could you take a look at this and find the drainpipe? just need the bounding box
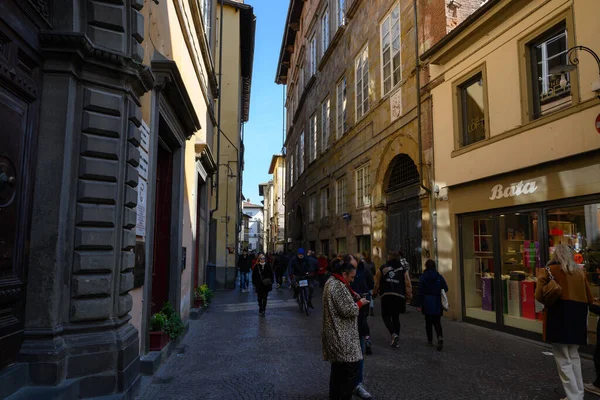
[413,0,437,267]
[210,0,225,219]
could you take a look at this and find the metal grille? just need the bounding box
[387,154,419,191]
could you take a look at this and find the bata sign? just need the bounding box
[489,180,538,200]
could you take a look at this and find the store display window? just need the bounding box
[461,215,496,323]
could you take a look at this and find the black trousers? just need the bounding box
[381,295,405,336]
[257,291,268,312]
[425,314,443,343]
[329,361,359,400]
[275,269,285,286]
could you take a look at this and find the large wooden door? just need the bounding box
[386,198,422,275]
[151,144,173,314]
[0,11,39,369]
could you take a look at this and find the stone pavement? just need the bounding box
[137,284,598,400]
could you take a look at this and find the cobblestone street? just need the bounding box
[137,285,598,400]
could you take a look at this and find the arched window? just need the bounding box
[386,154,419,191]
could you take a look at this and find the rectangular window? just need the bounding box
[309,194,316,222]
[356,235,371,254]
[322,8,330,56]
[458,72,486,147]
[309,114,317,162]
[321,98,330,151]
[299,131,304,176]
[337,0,346,29]
[337,237,347,255]
[289,149,294,187]
[336,177,347,214]
[529,22,571,119]
[381,4,401,96]
[201,0,212,45]
[355,46,369,120]
[320,188,329,218]
[355,163,371,208]
[336,77,347,139]
[310,35,317,76]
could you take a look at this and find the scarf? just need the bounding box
[332,273,360,300]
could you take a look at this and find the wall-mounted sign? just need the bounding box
[489,180,538,200]
[136,178,147,236]
[138,148,149,180]
[140,122,150,152]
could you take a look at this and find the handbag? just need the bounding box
[441,289,449,311]
[541,265,562,306]
[258,265,272,287]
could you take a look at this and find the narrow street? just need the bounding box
[137,285,597,400]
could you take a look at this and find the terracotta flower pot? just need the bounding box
[149,331,169,351]
[193,298,204,308]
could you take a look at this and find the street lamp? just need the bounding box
[549,45,600,96]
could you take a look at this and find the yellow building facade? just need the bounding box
[423,0,600,338]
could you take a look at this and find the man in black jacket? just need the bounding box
[237,249,253,292]
[288,248,314,307]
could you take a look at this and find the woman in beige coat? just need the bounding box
[322,259,370,400]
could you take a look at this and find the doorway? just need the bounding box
[385,154,422,276]
[151,141,174,315]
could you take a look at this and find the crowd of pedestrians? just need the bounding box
[236,244,599,400]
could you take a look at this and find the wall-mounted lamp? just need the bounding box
[549,45,600,96]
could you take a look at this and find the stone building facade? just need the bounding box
[265,154,287,253]
[0,0,254,398]
[275,0,481,271]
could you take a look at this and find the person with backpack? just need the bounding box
[252,253,273,317]
[416,259,448,351]
[373,250,412,348]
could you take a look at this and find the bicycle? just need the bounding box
[296,274,310,316]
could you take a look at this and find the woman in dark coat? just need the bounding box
[417,259,448,351]
[252,253,274,317]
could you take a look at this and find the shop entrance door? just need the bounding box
[386,198,422,276]
[151,143,174,315]
[0,14,40,369]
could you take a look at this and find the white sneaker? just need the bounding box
[391,333,399,347]
[353,384,372,399]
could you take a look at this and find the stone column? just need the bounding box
[20,1,153,398]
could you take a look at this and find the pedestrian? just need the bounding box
[307,250,319,288]
[345,254,373,399]
[322,259,370,400]
[237,248,252,292]
[535,244,593,400]
[252,253,273,317]
[362,251,376,317]
[289,248,314,307]
[373,250,412,347]
[585,290,600,396]
[317,254,329,287]
[416,259,448,351]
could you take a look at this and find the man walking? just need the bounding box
[237,248,252,292]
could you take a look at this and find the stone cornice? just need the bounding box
[152,52,202,139]
[39,31,155,96]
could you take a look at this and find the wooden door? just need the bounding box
[386,198,422,275]
[151,144,173,315]
[0,12,40,369]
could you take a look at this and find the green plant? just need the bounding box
[149,313,167,332]
[160,301,175,318]
[164,312,184,340]
[195,284,214,308]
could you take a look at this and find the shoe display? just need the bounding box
[353,384,372,399]
[584,383,600,396]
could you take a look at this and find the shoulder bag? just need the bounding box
[258,265,272,287]
[541,265,562,306]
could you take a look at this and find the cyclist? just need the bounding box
[288,248,315,308]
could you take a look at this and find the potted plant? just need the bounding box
[193,286,204,309]
[161,301,184,341]
[149,312,168,351]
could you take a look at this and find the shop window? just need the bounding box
[499,212,542,333]
[462,215,496,323]
[337,237,347,255]
[529,22,571,119]
[357,235,371,254]
[457,71,488,147]
[547,204,600,284]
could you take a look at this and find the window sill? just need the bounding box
[450,97,599,158]
[356,205,371,211]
